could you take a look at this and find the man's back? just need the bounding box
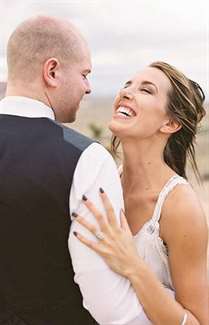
[0,114,96,324]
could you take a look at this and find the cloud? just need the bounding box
[0,0,208,97]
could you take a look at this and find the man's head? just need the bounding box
[6,16,92,122]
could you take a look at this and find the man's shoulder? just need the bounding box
[51,121,116,168]
[72,139,120,203]
[55,122,95,152]
[76,141,118,180]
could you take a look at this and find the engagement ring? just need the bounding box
[95,231,104,241]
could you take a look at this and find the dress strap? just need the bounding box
[151,174,188,226]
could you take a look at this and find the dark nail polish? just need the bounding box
[99,187,104,193]
[72,212,78,218]
[73,231,78,237]
[82,194,88,201]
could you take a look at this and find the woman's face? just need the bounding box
[109,66,172,141]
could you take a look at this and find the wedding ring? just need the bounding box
[95,230,105,240]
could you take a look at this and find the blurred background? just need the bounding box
[0,0,208,226]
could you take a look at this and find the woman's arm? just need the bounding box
[74,188,208,324]
[159,185,209,324]
[128,185,208,324]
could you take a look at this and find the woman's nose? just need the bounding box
[119,88,134,100]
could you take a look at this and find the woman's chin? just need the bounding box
[108,120,120,135]
[108,119,126,138]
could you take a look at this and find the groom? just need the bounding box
[0,16,149,324]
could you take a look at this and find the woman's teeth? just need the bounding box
[116,106,136,118]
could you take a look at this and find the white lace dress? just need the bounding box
[133,174,188,291]
[120,171,188,324]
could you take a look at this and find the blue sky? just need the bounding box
[0,0,208,98]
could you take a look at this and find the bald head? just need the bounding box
[7,16,88,82]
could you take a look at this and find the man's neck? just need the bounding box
[6,83,48,108]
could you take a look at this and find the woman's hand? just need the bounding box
[72,188,143,278]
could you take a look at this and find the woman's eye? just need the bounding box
[141,88,151,94]
[82,74,87,79]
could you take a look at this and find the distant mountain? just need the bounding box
[0,81,6,99]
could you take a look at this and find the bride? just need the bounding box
[73,61,208,324]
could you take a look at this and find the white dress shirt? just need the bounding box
[0,96,151,325]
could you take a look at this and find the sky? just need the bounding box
[0,0,208,98]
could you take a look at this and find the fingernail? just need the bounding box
[73,231,78,237]
[99,187,104,193]
[72,212,78,218]
[82,195,88,201]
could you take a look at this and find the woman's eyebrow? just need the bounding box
[141,81,158,92]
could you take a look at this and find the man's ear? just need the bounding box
[160,118,182,134]
[43,58,61,88]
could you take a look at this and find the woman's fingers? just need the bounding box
[73,214,105,240]
[80,190,122,239]
[99,188,118,227]
[82,195,108,231]
[73,231,100,252]
[120,209,132,235]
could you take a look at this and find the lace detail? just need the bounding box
[151,174,188,225]
[133,174,188,238]
[133,174,189,290]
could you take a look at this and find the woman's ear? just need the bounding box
[42,58,61,88]
[160,118,182,134]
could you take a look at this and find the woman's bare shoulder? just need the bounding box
[161,182,208,243]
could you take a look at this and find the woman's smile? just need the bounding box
[114,105,137,120]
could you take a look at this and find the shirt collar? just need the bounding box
[0,96,55,120]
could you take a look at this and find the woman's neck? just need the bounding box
[121,138,174,192]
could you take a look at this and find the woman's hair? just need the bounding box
[111,61,206,181]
